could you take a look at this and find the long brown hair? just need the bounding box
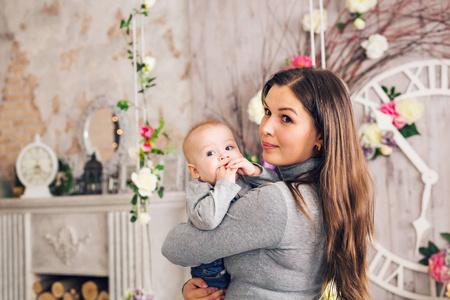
[262,67,375,300]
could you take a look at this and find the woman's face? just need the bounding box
[259,84,322,166]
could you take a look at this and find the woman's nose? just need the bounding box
[260,117,274,136]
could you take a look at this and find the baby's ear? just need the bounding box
[187,164,200,179]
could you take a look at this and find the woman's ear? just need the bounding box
[315,137,324,152]
[187,164,200,179]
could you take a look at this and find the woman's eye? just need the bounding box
[225,146,233,151]
[264,108,271,116]
[282,115,293,123]
[207,151,215,156]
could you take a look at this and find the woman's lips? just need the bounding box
[262,142,278,150]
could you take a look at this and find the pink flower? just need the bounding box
[379,101,398,118]
[428,251,450,283]
[286,56,312,69]
[140,125,154,139]
[393,115,407,129]
[141,141,152,152]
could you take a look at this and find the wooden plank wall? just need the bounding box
[188,1,449,299]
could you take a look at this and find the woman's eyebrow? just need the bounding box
[278,107,298,115]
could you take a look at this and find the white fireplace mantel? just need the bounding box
[0,192,189,300]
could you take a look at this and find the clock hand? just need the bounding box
[355,97,439,253]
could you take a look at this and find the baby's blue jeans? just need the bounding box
[190,258,230,289]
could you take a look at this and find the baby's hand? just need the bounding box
[216,165,238,183]
[227,158,262,176]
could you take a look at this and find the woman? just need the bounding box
[162,68,375,300]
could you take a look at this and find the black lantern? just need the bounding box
[83,153,103,194]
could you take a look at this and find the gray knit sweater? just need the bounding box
[162,158,326,300]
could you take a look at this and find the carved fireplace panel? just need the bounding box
[31,213,108,276]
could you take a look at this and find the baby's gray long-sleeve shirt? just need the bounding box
[162,158,327,300]
[186,166,278,230]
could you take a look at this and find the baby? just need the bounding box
[182,119,278,289]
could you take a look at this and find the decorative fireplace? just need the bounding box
[0,192,188,300]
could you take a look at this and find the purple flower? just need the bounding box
[361,139,376,160]
[380,130,396,147]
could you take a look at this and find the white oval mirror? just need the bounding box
[78,96,129,179]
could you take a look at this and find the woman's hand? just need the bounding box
[182,278,225,300]
[227,158,262,176]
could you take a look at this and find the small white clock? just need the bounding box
[16,134,58,199]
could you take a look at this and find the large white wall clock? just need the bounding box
[15,134,58,199]
[352,59,450,299]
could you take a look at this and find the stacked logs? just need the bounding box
[33,278,109,300]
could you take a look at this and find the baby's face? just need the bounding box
[187,125,243,185]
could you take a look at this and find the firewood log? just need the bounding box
[62,292,73,300]
[37,292,57,300]
[51,281,66,298]
[97,290,110,300]
[33,279,53,294]
[81,281,98,300]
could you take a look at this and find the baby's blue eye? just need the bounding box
[264,108,271,116]
[225,146,233,151]
[207,151,215,156]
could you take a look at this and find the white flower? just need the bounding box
[302,9,328,34]
[353,18,366,30]
[247,90,264,125]
[361,34,388,59]
[138,211,151,225]
[346,0,377,14]
[144,56,156,74]
[395,98,424,124]
[143,0,156,10]
[131,167,157,197]
[128,146,139,162]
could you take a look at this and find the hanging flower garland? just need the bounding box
[117,0,169,224]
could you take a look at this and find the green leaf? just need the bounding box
[382,86,388,93]
[120,20,128,29]
[147,77,156,84]
[155,164,164,170]
[390,86,395,94]
[398,123,420,138]
[419,246,431,257]
[428,241,440,254]
[419,257,429,266]
[158,186,165,198]
[131,194,138,205]
[337,22,344,30]
[441,232,450,243]
[117,100,130,111]
[150,148,164,155]
[130,216,137,223]
[394,92,402,98]
[136,62,145,72]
